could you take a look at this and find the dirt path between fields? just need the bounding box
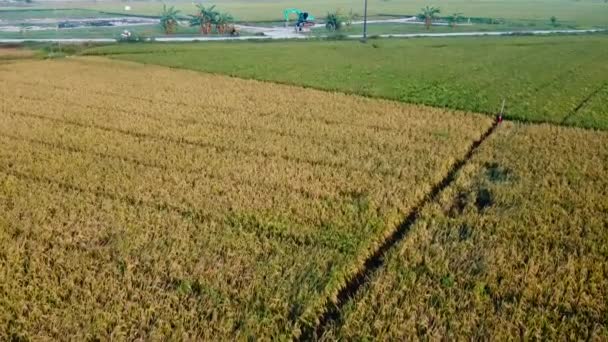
[0,28,605,43]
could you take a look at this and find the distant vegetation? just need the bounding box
[159,4,180,35]
[419,6,441,30]
[188,4,234,35]
[325,10,344,32]
[447,12,465,28]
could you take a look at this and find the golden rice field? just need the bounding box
[324,123,608,340]
[0,58,493,340]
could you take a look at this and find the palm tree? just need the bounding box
[215,12,234,34]
[419,6,441,30]
[448,12,463,28]
[160,4,180,34]
[190,4,218,34]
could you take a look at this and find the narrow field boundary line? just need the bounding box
[0,167,335,250]
[561,82,607,124]
[0,132,341,204]
[6,110,400,178]
[0,132,172,172]
[398,48,531,98]
[7,78,409,134]
[9,79,193,107]
[10,93,408,153]
[0,146,337,234]
[298,118,500,340]
[1,28,604,44]
[83,56,608,133]
[529,60,588,94]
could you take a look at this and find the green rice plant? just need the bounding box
[83,35,608,130]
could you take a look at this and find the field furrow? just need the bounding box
[323,123,608,340]
[563,82,608,129]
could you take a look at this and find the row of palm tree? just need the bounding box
[159,3,234,35]
[418,6,465,30]
[160,4,180,34]
[189,4,234,35]
[162,4,462,35]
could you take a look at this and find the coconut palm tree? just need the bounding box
[190,4,218,34]
[419,6,441,30]
[160,4,180,34]
[215,12,234,34]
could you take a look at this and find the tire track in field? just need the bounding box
[560,82,607,125]
[298,118,500,340]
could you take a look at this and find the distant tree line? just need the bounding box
[160,3,235,35]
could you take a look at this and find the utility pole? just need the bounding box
[363,0,368,42]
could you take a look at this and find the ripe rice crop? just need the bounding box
[324,122,608,340]
[0,47,35,62]
[0,58,492,340]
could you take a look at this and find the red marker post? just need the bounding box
[498,99,505,124]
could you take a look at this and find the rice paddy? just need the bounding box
[0,57,493,339]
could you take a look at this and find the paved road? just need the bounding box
[0,28,605,43]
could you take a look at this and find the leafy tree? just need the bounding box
[419,6,441,30]
[447,12,464,28]
[190,4,218,35]
[160,4,180,34]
